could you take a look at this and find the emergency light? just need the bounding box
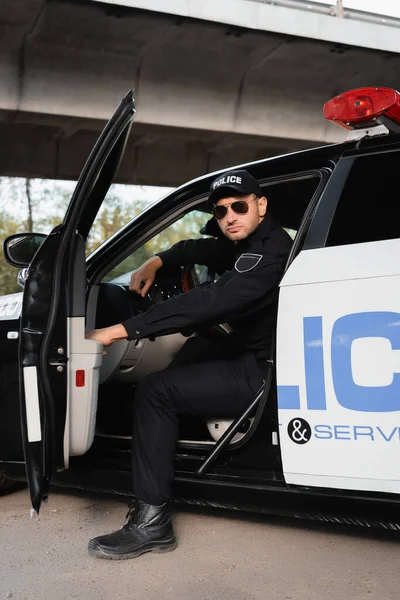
[323,87,400,131]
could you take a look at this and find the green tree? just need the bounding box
[0,177,182,295]
[86,194,149,254]
[0,177,71,232]
[0,177,72,295]
[104,210,210,282]
[0,208,25,295]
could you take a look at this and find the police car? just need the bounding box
[2,87,400,529]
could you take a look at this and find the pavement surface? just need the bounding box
[1,487,400,600]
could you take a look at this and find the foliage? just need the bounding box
[0,177,74,295]
[104,210,210,283]
[0,208,25,295]
[0,177,176,295]
[86,194,149,255]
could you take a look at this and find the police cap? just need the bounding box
[208,169,263,207]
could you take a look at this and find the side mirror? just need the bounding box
[3,233,47,268]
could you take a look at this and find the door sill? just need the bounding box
[95,430,218,448]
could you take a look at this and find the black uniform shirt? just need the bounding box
[121,212,293,360]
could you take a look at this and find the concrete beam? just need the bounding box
[1,0,400,183]
[0,115,315,185]
[89,0,400,54]
[3,0,398,143]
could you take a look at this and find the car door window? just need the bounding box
[86,188,155,255]
[326,151,400,247]
[103,209,211,284]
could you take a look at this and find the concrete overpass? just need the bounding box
[2,0,400,187]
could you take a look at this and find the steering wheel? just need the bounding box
[142,266,199,305]
[98,269,197,382]
[98,265,230,383]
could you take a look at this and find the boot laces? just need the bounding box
[124,499,140,525]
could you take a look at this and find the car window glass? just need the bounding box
[283,227,297,240]
[100,174,320,285]
[103,209,211,284]
[261,175,320,233]
[326,151,400,247]
[86,187,156,255]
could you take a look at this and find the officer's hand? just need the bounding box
[86,324,128,347]
[129,256,163,297]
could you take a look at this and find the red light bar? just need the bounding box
[323,87,400,130]
[76,370,85,387]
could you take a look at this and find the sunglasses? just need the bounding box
[212,196,258,221]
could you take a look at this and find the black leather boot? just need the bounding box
[88,500,177,560]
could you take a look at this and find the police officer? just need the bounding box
[86,169,293,560]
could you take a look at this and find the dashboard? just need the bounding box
[92,266,194,384]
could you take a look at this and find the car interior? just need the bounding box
[77,173,323,456]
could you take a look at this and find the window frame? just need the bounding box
[305,146,400,251]
[87,168,329,287]
[303,156,355,250]
[102,207,214,285]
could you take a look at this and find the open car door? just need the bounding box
[19,91,135,514]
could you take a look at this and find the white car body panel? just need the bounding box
[277,239,400,494]
[0,293,22,321]
[64,317,103,465]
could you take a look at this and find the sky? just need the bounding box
[311,0,400,18]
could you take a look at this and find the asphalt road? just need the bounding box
[1,487,399,600]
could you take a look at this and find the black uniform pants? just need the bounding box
[131,336,266,505]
